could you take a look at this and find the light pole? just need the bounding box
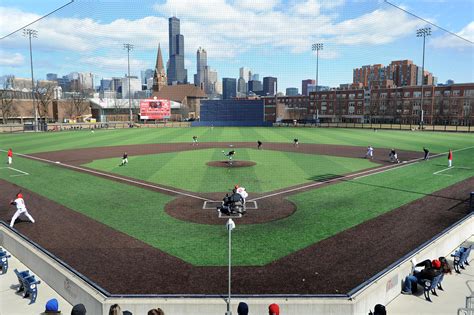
[225,218,235,315]
[416,27,431,129]
[23,28,38,131]
[312,43,323,89]
[123,43,134,123]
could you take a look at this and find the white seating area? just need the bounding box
[0,251,72,315]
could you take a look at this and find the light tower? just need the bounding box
[123,43,134,123]
[416,27,431,128]
[23,28,38,131]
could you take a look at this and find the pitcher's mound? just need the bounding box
[206,160,256,168]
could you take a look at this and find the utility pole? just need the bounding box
[24,28,38,131]
[416,27,431,129]
[123,43,134,123]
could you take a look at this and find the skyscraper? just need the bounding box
[263,77,277,96]
[195,47,207,88]
[222,78,236,100]
[239,67,251,82]
[286,87,298,96]
[248,80,262,94]
[302,79,315,96]
[237,77,247,96]
[167,17,187,84]
[153,44,167,92]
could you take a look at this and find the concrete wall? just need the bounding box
[1,213,472,315]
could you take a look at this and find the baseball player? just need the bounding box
[448,149,453,167]
[223,150,236,162]
[293,138,299,147]
[7,148,13,165]
[389,149,400,163]
[234,185,248,204]
[366,146,374,159]
[10,193,35,228]
[192,136,198,146]
[423,147,430,160]
[257,140,262,150]
[120,152,128,166]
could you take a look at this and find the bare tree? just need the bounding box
[0,89,16,124]
[73,92,89,118]
[36,83,56,121]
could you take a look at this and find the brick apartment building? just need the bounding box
[264,83,474,126]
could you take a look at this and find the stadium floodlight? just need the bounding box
[123,43,134,123]
[23,29,38,131]
[225,218,235,315]
[312,43,323,88]
[416,28,431,128]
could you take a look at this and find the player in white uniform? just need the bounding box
[366,146,374,159]
[10,193,35,228]
[235,185,248,204]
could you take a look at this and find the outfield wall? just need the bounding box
[274,121,473,132]
[0,213,472,315]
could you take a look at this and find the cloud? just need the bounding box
[430,21,474,49]
[0,51,24,67]
[234,0,280,11]
[80,56,149,72]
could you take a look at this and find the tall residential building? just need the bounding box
[195,47,207,88]
[222,78,236,100]
[204,66,219,95]
[302,79,315,96]
[263,77,277,96]
[353,60,434,88]
[237,77,247,96]
[286,87,298,96]
[122,76,141,99]
[141,69,154,86]
[239,67,251,82]
[248,80,262,94]
[153,44,167,92]
[167,17,187,84]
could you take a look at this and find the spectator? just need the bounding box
[148,308,164,315]
[109,304,121,315]
[369,304,386,315]
[237,302,249,315]
[438,256,452,274]
[71,304,86,315]
[44,298,61,314]
[401,259,442,294]
[269,303,280,315]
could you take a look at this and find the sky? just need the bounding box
[0,0,473,92]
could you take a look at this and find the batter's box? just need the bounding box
[202,200,258,210]
[218,211,242,219]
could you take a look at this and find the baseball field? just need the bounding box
[0,127,473,294]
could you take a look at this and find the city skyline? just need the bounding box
[0,0,472,92]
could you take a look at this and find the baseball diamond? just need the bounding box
[0,127,473,296]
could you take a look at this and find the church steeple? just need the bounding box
[153,43,167,92]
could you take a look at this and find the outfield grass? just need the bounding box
[1,127,473,154]
[84,148,376,193]
[1,146,473,266]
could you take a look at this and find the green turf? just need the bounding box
[1,127,473,154]
[1,147,473,266]
[83,148,376,193]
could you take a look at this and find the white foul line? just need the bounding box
[0,166,30,177]
[0,150,208,201]
[250,145,474,202]
[433,167,453,175]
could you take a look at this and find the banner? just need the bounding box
[140,99,171,120]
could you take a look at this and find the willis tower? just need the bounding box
[167,17,187,84]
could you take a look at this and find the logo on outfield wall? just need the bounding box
[140,99,171,120]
